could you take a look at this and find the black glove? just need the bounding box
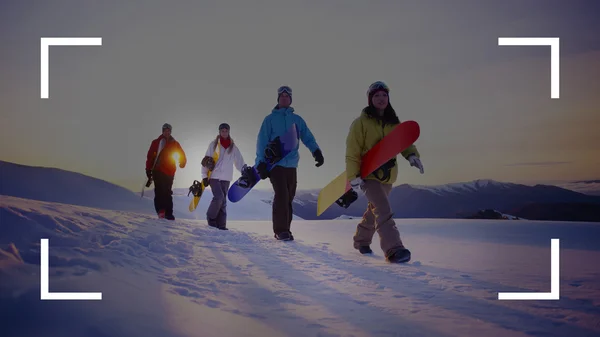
[202,177,209,187]
[146,169,152,179]
[313,149,324,167]
[201,156,215,170]
[257,162,269,180]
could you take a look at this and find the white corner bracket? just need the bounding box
[40,37,103,99]
[498,37,560,99]
[40,238,102,300]
[498,238,560,300]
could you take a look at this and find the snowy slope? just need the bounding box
[2,195,600,337]
[0,160,155,215]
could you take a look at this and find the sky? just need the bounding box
[1,0,599,192]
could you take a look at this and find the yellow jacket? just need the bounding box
[345,106,420,184]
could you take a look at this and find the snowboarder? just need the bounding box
[254,85,324,241]
[201,123,247,230]
[345,81,424,263]
[145,123,187,220]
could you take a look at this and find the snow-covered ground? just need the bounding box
[2,194,600,337]
[166,188,303,221]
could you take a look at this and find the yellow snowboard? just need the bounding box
[189,138,221,212]
[316,170,352,216]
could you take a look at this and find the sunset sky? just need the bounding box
[1,0,599,192]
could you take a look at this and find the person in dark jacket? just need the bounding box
[254,86,324,241]
[146,123,187,220]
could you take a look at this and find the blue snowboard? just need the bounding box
[228,123,299,203]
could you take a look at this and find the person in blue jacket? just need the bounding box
[255,85,324,241]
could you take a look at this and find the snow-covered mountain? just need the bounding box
[0,160,288,221]
[2,195,600,336]
[557,180,600,196]
[409,179,519,196]
[0,160,159,216]
[293,179,600,220]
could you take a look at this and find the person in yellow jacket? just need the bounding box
[345,81,424,263]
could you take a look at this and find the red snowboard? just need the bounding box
[316,120,420,216]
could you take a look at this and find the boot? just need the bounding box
[358,246,373,254]
[386,248,411,263]
[274,231,292,241]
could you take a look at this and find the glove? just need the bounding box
[202,177,209,187]
[313,149,324,167]
[256,162,269,180]
[179,162,186,169]
[349,177,364,194]
[146,169,152,179]
[201,156,215,170]
[408,155,424,174]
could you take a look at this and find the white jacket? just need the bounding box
[202,139,246,182]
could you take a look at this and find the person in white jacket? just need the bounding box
[201,123,247,230]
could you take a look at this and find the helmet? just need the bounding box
[366,81,390,106]
[219,123,230,130]
[277,85,292,95]
[367,81,390,98]
[277,85,292,104]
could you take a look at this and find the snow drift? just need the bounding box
[2,194,600,337]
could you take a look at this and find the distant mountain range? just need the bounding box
[292,179,600,222]
[2,160,599,222]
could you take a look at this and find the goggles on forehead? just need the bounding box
[277,86,292,95]
[367,81,390,96]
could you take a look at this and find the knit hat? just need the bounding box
[162,123,172,131]
[277,85,292,104]
[367,81,390,106]
[218,123,230,130]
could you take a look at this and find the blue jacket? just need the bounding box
[255,106,320,168]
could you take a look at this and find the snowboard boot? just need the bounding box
[157,210,166,219]
[274,231,292,241]
[358,246,373,254]
[386,248,411,263]
[165,214,175,221]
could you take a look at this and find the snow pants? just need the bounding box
[152,170,174,217]
[353,179,406,258]
[207,179,230,228]
[269,166,297,235]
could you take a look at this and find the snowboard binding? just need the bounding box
[188,180,204,197]
[201,156,215,171]
[264,136,282,164]
[335,189,358,208]
[238,165,257,188]
[373,158,396,182]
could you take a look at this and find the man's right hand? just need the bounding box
[257,162,269,180]
[146,169,152,179]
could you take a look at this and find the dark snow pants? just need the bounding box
[207,179,230,228]
[353,179,406,258]
[152,170,174,217]
[269,166,297,235]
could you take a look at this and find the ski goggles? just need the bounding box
[367,81,389,96]
[277,86,292,95]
